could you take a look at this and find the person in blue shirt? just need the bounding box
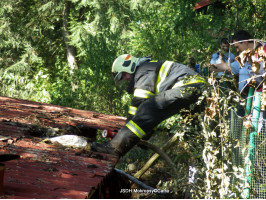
[210,38,235,78]
[210,30,263,96]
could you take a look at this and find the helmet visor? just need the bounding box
[113,72,123,83]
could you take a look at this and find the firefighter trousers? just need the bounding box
[130,83,205,139]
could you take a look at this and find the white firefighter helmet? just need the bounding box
[112,54,139,82]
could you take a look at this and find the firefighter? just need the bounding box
[91,54,207,158]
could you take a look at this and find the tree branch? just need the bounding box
[134,132,182,179]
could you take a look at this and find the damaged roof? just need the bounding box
[193,0,211,10]
[0,96,126,199]
[0,96,125,136]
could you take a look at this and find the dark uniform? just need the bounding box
[92,60,207,157]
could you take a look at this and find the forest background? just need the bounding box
[0,0,265,198]
[0,0,264,115]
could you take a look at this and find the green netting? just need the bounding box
[252,118,266,198]
[230,109,246,167]
[229,110,266,199]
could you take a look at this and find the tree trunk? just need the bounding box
[62,1,78,91]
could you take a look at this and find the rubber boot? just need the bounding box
[91,126,140,158]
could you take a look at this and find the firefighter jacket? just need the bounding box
[127,60,205,120]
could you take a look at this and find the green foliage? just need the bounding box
[0,0,265,198]
[0,0,264,112]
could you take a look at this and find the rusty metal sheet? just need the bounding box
[0,96,123,199]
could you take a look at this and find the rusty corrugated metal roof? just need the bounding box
[193,0,211,10]
[0,96,125,136]
[0,96,126,199]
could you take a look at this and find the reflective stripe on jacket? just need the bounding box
[127,60,205,117]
